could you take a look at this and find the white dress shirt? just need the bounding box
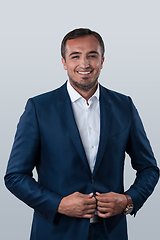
[67,81,100,173]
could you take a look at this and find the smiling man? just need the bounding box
[5,28,159,240]
[61,34,104,101]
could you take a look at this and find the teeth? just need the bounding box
[78,71,91,75]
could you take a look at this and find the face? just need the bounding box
[62,35,104,93]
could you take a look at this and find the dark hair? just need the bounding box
[61,28,105,60]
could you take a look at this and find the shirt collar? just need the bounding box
[67,80,100,103]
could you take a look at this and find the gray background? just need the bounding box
[0,0,159,239]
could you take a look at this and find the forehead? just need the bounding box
[65,35,101,55]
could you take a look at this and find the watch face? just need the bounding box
[126,208,133,215]
[123,204,134,215]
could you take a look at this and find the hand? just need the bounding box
[57,192,96,218]
[95,192,127,218]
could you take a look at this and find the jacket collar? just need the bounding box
[67,80,100,103]
[58,82,111,176]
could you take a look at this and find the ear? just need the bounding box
[100,57,105,69]
[61,58,67,70]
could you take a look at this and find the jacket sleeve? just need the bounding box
[125,97,159,215]
[4,98,63,224]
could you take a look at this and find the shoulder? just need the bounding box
[23,82,68,114]
[100,84,131,105]
[32,83,67,102]
[99,85,135,120]
[25,82,67,107]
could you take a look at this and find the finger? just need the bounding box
[82,213,95,219]
[82,193,96,201]
[78,192,94,198]
[83,205,96,212]
[96,196,109,203]
[96,192,111,198]
[96,195,112,203]
[97,211,111,218]
[97,200,111,206]
[84,197,96,205]
[89,193,94,197]
[89,202,97,208]
[97,206,110,213]
[86,208,97,214]
[83,193,94,198]
[89,198,97,205]
[78,194,96,206]
[96,192,107,197]
[87,201,97,208]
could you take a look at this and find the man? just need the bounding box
[5,28,159,240]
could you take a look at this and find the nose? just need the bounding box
[80,57,90,68]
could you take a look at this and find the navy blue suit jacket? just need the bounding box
[5,83,159,240]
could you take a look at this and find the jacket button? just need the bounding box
[91,179,94,184]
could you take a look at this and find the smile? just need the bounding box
[78,71,92,75]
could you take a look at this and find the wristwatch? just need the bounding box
[123,194,134,215]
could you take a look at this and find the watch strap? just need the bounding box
[124,194,133,205]
[123,194,134,215]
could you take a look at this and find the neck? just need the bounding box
[69,80,98,101]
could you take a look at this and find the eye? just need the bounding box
[71,55,79,59]
[88,55,97,58]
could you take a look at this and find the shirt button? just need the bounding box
[91,145,94,149]
[91,179,94,184]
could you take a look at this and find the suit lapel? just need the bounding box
[58,83,91,175]
[57,83,111,177]
[92,85,112,177]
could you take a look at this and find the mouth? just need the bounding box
[77,70,93,75]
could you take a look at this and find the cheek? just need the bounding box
[94,63,102,71]
[91,60,102,69]
[67,62,77,72]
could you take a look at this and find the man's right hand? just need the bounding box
[57,192,96,218]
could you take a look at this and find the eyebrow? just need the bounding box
[88,51,99,55]
[69,52,81,57]
[69,51,99,57]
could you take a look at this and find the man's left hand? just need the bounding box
[95,192,127,218]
